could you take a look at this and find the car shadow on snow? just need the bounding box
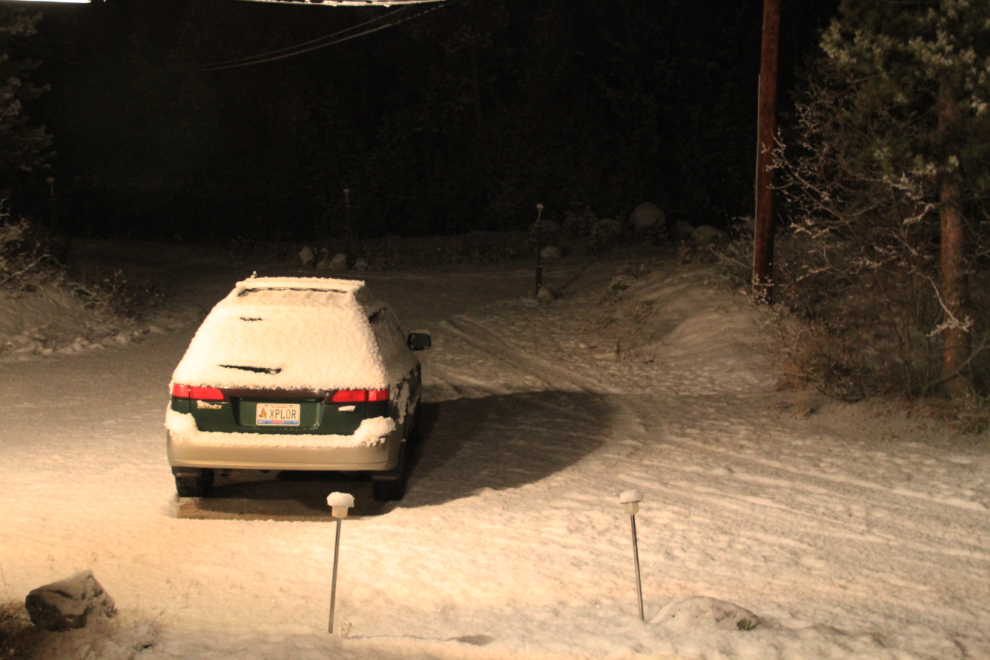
[173,390,610,520]
[402,390,609,507]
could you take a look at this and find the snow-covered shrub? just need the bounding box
[78,270,165,321]
[0,600,36,658]
[764,0,990,401]
[0,213,61,291]
[562,207,624,255]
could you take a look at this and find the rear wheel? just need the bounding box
[372,444,406,502]
[174,469,215,497]
[407,403,423,445]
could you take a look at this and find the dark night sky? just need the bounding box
[11,0,839,241]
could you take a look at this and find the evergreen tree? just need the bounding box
[0,8,53,182]
[780,0,990,397]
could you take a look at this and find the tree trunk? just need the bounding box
[938,92,970,396]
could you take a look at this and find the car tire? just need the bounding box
[407,403,422,445]
[372,444,406,502]
[175,469,215,498]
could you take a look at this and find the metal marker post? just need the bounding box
[326,492,354,634]
[46,177,57,234]
[343,188,352,242]
[535,203,544,297]
[619,489,644,621]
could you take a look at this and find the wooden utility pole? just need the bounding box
[938,85,971,395]
[753,0,780,303]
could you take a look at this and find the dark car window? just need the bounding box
[370,308,407,362]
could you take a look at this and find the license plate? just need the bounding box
[256,403,301,426]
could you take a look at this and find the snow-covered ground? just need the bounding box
[1,244,988,660]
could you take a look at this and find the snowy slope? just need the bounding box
[0,248,987,660]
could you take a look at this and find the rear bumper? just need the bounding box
[165,410,402,472]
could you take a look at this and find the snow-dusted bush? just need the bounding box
[77,270,165,321]
[0,206,57,290]
[0,600,35,659]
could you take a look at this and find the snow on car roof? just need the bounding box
[170,276,391,390]
[233,276,366,294]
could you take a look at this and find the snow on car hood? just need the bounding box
[171,277,392,391]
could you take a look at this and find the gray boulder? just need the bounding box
[673,220,695,241]
[629,202,666,232]
[691,225,725,245]
[298,246,316,267]
[25,570,116,632]
[650,596,762,632]
[533,219,562,235]
[315,249,349,271]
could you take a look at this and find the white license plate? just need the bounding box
[256,403,301,426]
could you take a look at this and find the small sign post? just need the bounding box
[619,489,645,621]
[327,492,354,633]
[535,203,544,296]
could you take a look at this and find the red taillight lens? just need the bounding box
[173,384,224,400]
[331,388,389,403]
[190,387,224,401]
[332,389,367,403]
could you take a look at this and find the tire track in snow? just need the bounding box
[441,316,990,629]
[652,420,988,514]
[441,316,622,395]
[619,469,989,568]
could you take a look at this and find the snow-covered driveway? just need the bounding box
[1,250,988,660]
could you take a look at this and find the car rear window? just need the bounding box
[172,286,390,391]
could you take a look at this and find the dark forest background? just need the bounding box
[7,0,837,243]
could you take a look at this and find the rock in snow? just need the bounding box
[691,225,725,245]
[25,569,116,632]
[629,202,666,232]
[536,285,555,305]
[298,246,315,267]
[650,596,763,632]
[673,220,694,241]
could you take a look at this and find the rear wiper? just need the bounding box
[219,365,282,375]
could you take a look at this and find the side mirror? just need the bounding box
[407,332,432,351]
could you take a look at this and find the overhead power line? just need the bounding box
[195,6,415,71]
[16,0,457,74]
[239,0,446,5]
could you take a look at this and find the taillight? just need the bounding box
[332,389,365,403]
[171,384,224,401]
[331,388,389,403]
[191,387,224,401]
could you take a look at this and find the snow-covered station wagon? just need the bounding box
[165,276,430,501]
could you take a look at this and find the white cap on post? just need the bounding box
[327,492,355,519]
[619,489,643,515]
